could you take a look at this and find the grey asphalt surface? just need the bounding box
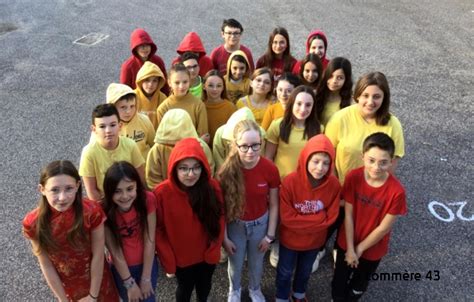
[1,0,473,301]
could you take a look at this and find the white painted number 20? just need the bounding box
[428,201,473,222]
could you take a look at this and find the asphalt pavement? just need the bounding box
[1,0,473,301]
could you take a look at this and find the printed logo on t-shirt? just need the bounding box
[356,192,383,209]
[257,183,268,187]
[127,130,145,143]
[294,200,324,214]
[118,216,140,238]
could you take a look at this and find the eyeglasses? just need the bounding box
[185,64,199,70]
[177,165,202,175]
[236,143,262,153]
[224,31,241,36]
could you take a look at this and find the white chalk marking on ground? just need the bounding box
[428,200,473,222]
[73,33,109,46]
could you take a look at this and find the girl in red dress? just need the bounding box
[22,160,118,301]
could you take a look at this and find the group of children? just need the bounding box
[22,18,407,302]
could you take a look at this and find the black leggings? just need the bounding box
[331,244,380,301]
[175,262,216,302]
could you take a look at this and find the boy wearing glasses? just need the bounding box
[181,52,203,98]
[210,18,255,76]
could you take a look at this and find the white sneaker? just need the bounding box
[312,248,326,273]
[249,288,266,302]
[269,242,279,268]
[227,289,241,302]
[333,249,337,269]
[166,273,175,278]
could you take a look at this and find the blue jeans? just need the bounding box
[227,211,268,291]
[275,243,319,301]
[111,256,159,302]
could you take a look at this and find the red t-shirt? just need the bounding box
[241,157,281,220]
[115,191,156,266]
[210,44,255,76]
[337,167,407,260]
[22,199,119,301]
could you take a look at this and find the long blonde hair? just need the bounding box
[217,120,261,222]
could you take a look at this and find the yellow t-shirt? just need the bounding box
[266,118,308,179]
[225,76,251,104]
[261,102,285,131]
[79,137,145,195]
[236,96,274,126]
[324,104,405,184]
[121,113,156,161]
[321,99,341,127]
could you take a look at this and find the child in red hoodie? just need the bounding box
[276,134,341,302]
[171,31,214,77]
[292,30,330,74]
[154,138,224,302]
[120,28,169,94]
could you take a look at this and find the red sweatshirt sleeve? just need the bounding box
[154,189,176,274]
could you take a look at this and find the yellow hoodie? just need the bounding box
[212,107,266,170]
[145,109,215,190]
[135,61,167,129]
[224,50,251,103]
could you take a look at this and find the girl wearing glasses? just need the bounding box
[236,67,275,126]
[154,138,224,302]
[22,160,119,301]
[218,120,280,302]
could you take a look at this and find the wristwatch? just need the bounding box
[123,277,136,290]
[265,234,275,244]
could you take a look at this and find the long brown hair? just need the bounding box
[217,120,261,221]
[34,160,85,255]
[260,27,296,73]
[280,85,321,143]
[103,161,149,249]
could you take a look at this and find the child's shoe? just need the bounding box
[228,288,241,302]
[249,288,265,302]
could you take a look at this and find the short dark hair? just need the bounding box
[180,52,199,63]
[362,132,395,158]
[221,18,243,32]
[91,103,119,125]
[118,93,136,102]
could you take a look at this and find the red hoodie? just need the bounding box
[171,32,214,77]
[154,138,224,273]
[120,28,170,94]
[292,30,330,74]
[279,134,341,251]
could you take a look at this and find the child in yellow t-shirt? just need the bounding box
[236,67,275,125]
[79,104,145,201]
[261,73,301,130]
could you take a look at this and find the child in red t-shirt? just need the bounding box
[218,119,280,302]
[22,160,118,301]
[331,133,407,301]
[102,161,158,302]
